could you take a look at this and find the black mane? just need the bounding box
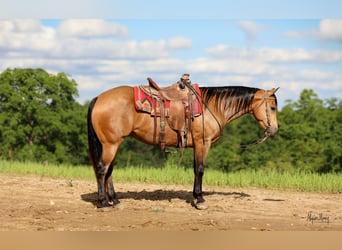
[200,86,259,113]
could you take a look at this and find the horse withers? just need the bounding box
[87,78,279,209]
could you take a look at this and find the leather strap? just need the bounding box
[159,100,166,150]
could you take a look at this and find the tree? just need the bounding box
[270,89,342,173]
[0,68,88,164]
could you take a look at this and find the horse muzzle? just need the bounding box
[265,126,278,138]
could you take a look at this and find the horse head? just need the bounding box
[251,87,279,138]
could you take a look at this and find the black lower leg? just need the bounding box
[96,162,110,207]
[106,177,120,206]
[105,164,117,204]
[106,177,116,201]
[193,163,205,203]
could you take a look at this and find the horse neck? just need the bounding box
[224,105,251,124]
[201,87,257,127]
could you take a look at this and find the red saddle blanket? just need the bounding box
[134,84,202,116]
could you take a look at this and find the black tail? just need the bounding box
[87,97,102,173]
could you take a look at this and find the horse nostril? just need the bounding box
[271,128,278,137]
[266,127,278,137]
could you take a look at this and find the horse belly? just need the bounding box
[131,113,182,147]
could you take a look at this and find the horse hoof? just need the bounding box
[195,201,208,210]
[112,199,123,210]
[97,200,111,208]
[108,199,118,206]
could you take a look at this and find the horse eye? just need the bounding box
[270,106,276,111]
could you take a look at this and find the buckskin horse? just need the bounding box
[87,76,279,210]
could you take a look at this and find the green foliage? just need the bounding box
[115,137,166,167]
[278,92,342,173]
[0,68,88,164]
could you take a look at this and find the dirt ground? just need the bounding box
[0,173,341,231]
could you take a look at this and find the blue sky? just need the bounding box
[1,1,342,108]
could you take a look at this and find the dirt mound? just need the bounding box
[0,174,341,231]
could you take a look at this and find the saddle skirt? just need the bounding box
[134,82,202,156]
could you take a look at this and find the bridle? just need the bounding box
[261,90,272,135]
[243,90,276,148]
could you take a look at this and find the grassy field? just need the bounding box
[0,159,342,193]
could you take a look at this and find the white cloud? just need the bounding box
[237,21,269,47]
[0,20,194,61]
[49,39,171,60]
[0,20,56,53]
[284,19,342,43]
[57,19,130,39]
[206,45,342,64]
[74,75,105,91]
[168,37,192,49]
[0,19,42,32]
[316,19,342,42]
[14,19,42,32]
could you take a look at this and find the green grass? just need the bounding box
[1,160,342,193]
[0,160,94,180]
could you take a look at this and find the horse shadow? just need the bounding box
[80,188,251,207]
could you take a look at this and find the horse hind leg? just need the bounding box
[105,163,120,206]
[96,142,121,208]
[95,161,110,208]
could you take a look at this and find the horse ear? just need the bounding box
[269,87,279,95]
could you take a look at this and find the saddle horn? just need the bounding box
[179,73,191,89]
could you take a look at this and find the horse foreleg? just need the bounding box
[193,141,211,210]
[193,161,206,209]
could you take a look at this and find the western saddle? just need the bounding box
[140,74,200,161]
